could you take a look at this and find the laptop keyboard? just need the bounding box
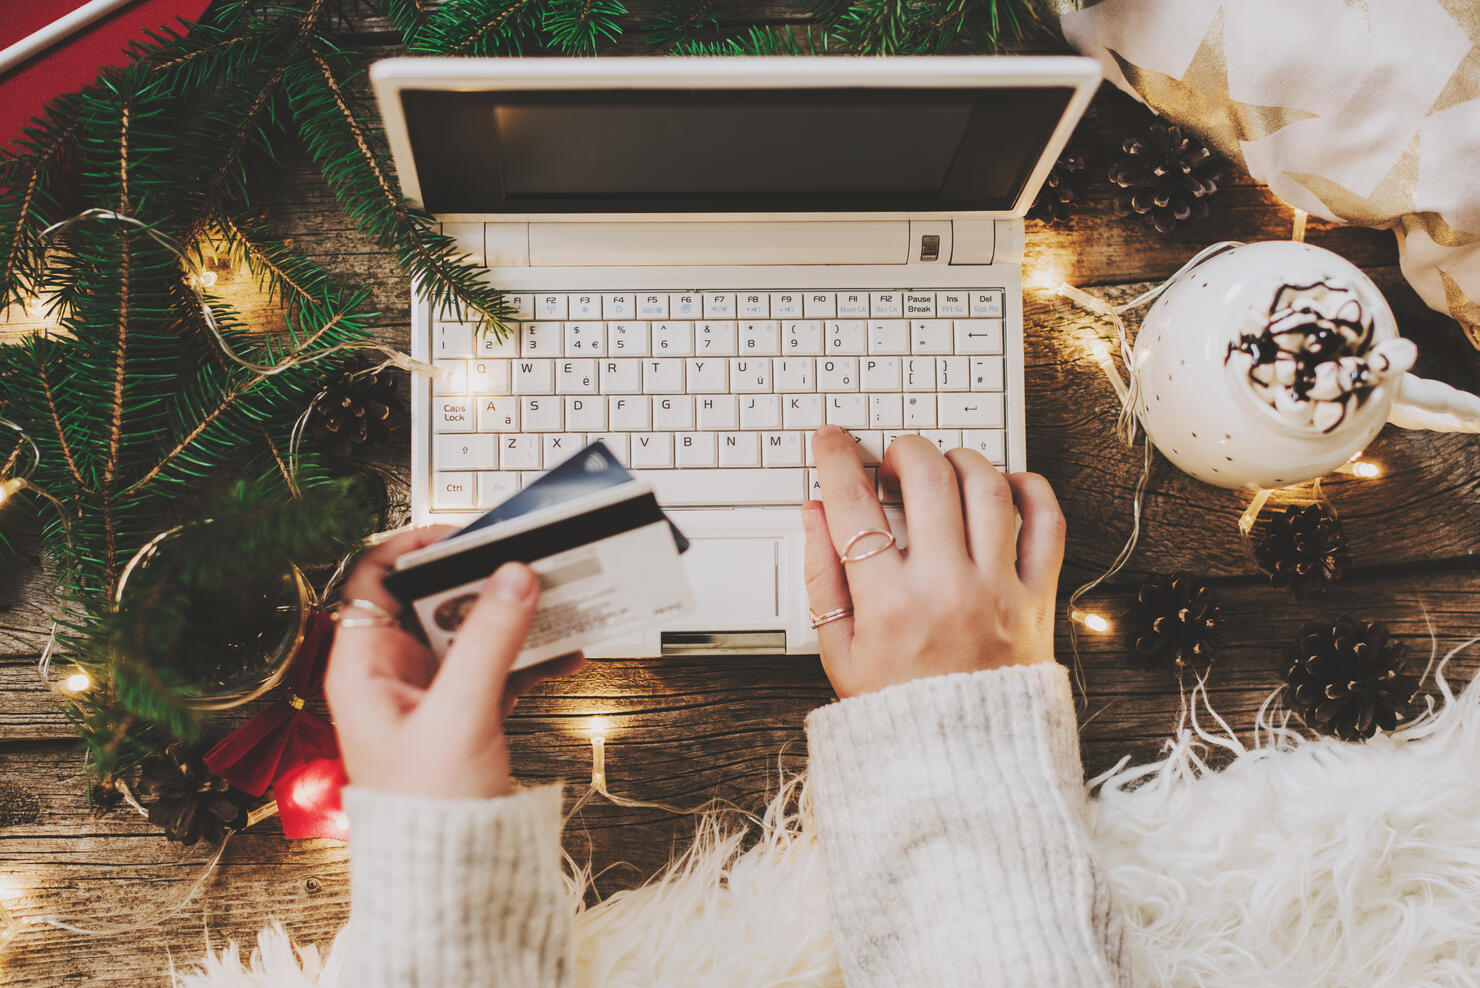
[429,288,1010,510]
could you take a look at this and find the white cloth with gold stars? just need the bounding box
[1054,0,1480,347]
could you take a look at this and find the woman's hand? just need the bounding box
[803,426,1065,699]
[324,527,585,799]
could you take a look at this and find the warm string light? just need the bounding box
[1068,609,1111,634]
[61,671,91,694]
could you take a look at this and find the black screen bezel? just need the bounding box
[400,87,1074,214]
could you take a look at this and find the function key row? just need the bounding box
[495,289,1005,322]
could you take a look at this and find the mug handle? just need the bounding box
[1389,373,1480,432]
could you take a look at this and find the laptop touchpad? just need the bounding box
[681,537,781,621]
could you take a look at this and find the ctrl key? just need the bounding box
[434,472,476,509]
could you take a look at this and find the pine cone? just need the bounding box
[1126,574,1221,677]
[1284,616,1420,741]
[135,744,252,845]
[1255,504,1348,591]
[1027,148,1089,225]
[1109,120,1222,233]
[307,367,401,458]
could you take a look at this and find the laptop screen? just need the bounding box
[400,87,1074,213]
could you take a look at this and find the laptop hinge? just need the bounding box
[661,630,787,656]
[528,221,909,267]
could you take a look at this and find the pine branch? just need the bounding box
[412,0,546,55]
[671,23,817,54]
[542,0,626,54]
[378,0,438,42]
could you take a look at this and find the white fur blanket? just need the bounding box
[177,648,1480,988]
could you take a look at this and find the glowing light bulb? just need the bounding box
[62,672,91,693]
[586,717,608,790]
[1069,609,1110,633]
[1352,460,1381,479]
[198,270,218,287]
[0,477,25,506]
[587,716,608,740]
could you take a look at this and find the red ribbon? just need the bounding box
[205,612,345,838]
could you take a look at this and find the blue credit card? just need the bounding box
[452,441,689,552]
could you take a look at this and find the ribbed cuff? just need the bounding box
[806,663,1125,987]
[341,784,570,988]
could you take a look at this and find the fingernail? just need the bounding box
[817,425,842,438]
[491,563,536,602]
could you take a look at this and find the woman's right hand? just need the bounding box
[802,426,1066,699]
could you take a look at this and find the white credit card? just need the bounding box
[384,480,693,669]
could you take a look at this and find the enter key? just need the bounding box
[938,394,1004,429]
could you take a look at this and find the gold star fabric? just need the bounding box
[1055,0,1480,347]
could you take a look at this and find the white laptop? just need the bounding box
[370,55,1099,658]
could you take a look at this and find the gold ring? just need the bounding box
[335,615,397,629]
[839,528,896,564]
[809,606,853,629]
[336,597,398,620]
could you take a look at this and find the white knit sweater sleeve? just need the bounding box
[805,662,1131,988]
[340,783,571,988]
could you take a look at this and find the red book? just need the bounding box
[0,0,212,151]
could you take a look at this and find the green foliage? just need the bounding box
[543,0,628,55]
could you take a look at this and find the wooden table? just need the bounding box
[4,16,1480,985]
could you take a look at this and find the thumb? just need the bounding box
[424,562,539,726]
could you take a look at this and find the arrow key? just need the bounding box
[938,394,1004,429]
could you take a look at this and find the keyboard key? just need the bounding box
[587,433,629,465]
[936,356,969,392]
[435,434,498,471]
[870,291,902,317]
[558,359,597,395]
[697,321,737,355]
[738,292,769,317]
[911,319,953,355]
[609,396,650,431]
[672,293,702,319]
[643,358,685,394]
[676,432,717,467]
[703,293,736,318]
[565,322,605,355]
[971,357,1005,391]
[826,320,867,355]
[637,293,669,319]
[602,294,635,319]
[783,320,823,355]
[509,295,535,320]
[501,435,541,470]
[521,322,561,357]
[868,320,909,354]
[861,356,901,392]
[543,433,583,467]
[963,429,1006,465]
[969,290,1004,318]
[697,395,738,430]
[818,357,858,391]
[775,357,814,392]
[904,292,935,316]
[937,291,969,317]
[740,394,782,430]
[803,292,835,318]
[600,358,642,394]
[654,395,694,430]
[869,394,903,429]
[435,359,467,395]
[631,433,673,468]
[903,357,936,392]
[732,359,772,393]
[762,432,804,467]
[837,291,869,317]
[825,394,868,429]
[434,322,474,358]
[740,321,780,355]
[569,293,601,319]
[433,472,476,510]
[521,396,561,432]
[475,396,518,433]
[608,321,650,356]
[955,319,1003,355]
[535,293,567,319]
[477,472,519,507]
[921,429,963,453]
[565,396,605,431]
[784,393,824,430]
[641,468,805,506]
[475,329,517,359]
[770,292,802,318]
[687,358,728,393]
[652,321,694,356]
[436,396,474,433]
[939,394,1004,429]
[514,358,554,394]
[904,394,936,428]
[854,430,886,464]
[718,431,760,467]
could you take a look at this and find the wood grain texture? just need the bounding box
[5,21,1480,986]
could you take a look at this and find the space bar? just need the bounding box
[638,468,806,506]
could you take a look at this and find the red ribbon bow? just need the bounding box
[205,612,346,839]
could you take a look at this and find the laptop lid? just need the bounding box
[370,56,1100,222]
